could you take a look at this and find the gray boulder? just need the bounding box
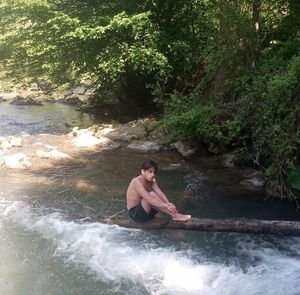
[9,96,43,106]
[0,136,23,150]
[0,96,6,103]
[239,171,265,190]
[221,153,236,168]
[56,96,83,106]
[1,153,31,169]
[172,141,197,158]
[127,141,162,152]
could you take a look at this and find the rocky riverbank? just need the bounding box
[0,89,269,197]
[0,83,94,107]
[0,114,266,196]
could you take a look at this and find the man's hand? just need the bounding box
[166,202,177,214]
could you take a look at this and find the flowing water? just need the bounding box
[0,101,300,295]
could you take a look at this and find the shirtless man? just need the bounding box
[127,160,191,222]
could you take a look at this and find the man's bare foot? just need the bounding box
[172,213,191,222]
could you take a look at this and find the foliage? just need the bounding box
[0,0,299,198]
[159,89,242,148]
[156,0,300,198]
[236,42,300,199]
[287,165,300,191]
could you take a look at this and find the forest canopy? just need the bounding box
[0,0,299,199]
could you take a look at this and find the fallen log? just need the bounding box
[94,216,300,236]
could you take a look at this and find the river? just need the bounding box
[0,101,299,295]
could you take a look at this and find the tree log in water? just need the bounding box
[94,215,300,236]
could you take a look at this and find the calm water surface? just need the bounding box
[0,101,299,295]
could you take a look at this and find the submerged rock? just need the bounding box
[172,141,197,158]
[221,153,236,168]
[36,149,71,160]
[95,137,121,150]
[0,96,7,103]
[9,95,43,106]
[160,163,189,172]
[127,141,162,152]
[97,122,147,142]
[70,128,120,150]
[104,127,140,142]
[56,96,83,106]
[70,119,161,152]
[239,171,265,190]
[71,131,105,147]
[1,153,31,169]
[0,136,23,150]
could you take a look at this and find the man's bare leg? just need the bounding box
[141,192,191,222]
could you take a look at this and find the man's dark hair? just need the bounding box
[142,159,158,173]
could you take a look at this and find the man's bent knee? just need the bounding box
[141,199,151,213]
[149,191,159,198]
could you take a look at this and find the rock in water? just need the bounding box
[2,153,31,169]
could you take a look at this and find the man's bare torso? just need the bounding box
[126,176,153,209]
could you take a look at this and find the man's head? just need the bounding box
[141,159,158,182]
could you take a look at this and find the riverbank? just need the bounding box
[0,98,268,201]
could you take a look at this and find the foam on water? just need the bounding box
[1,199,300,295]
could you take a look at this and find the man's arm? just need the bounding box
[152,179,177,211]
[152,179,169,203]
[134,178,169,210]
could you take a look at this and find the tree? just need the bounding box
[0,0,299,198]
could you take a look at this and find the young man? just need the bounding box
[127,160,191,222]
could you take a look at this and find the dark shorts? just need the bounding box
[128,203,158,222]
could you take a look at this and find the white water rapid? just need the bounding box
[1,199,300,295]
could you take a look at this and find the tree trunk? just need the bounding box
[94,216,300,236]
[252,0,262,67]
[252,0,261,35]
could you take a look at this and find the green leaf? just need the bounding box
[287,165,300,191]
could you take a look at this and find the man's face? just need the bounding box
[142,168,156,182]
